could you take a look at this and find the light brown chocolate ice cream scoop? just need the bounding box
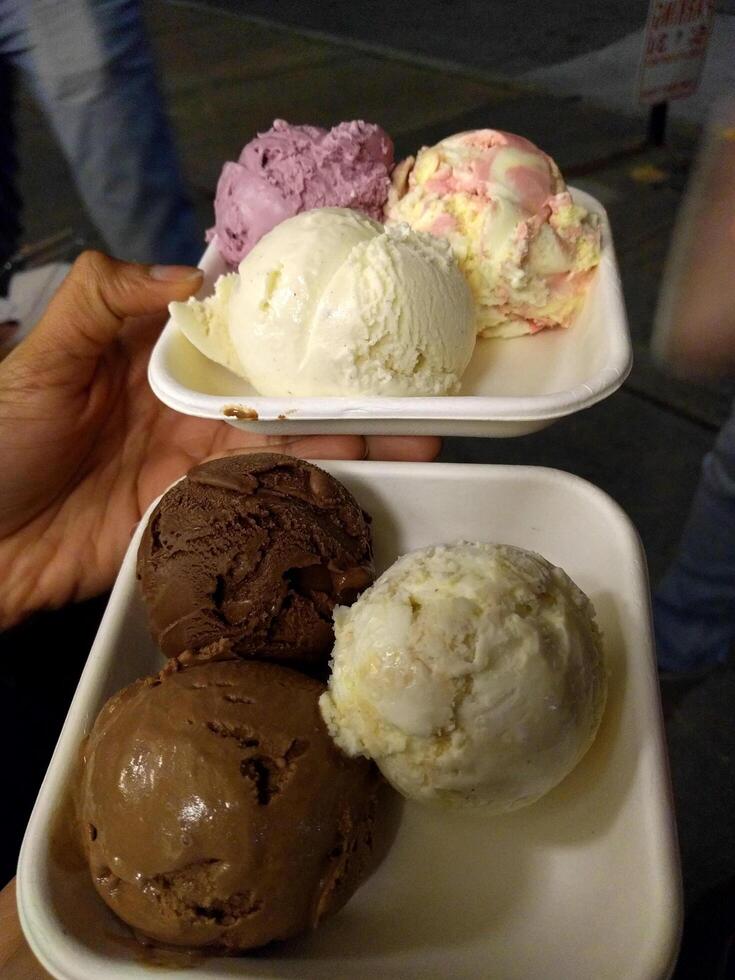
[80,660,390,950]
[137,453,374,670]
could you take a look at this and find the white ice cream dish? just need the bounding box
[150,191,630,437]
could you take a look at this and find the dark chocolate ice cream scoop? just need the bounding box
[80,660,391,950]
[137,454,373,668]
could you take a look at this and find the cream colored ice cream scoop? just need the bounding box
[171,270,244,376]
[319,541,607,811]
[169,207,476,397]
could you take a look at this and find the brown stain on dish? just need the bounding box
[223,405,259,420]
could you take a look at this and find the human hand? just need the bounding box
[0,252,439,629]
[0,878,51,978]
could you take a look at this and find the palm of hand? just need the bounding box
[0,313,366,626]
[0,250,437,630]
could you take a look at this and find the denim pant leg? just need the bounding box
[0,0,28,267]
[27,0,201,265]
[654,402,735,671]
[0,59,21,270]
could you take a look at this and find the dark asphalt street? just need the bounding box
[200,0,652,73]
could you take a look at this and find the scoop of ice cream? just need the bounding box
[320,542,607,811]
[207,118,394,265]
[80,660,390,950]
[385,129,601,339]
[137,453,374,667]
[171,270,245,377]
[172,207,476,396]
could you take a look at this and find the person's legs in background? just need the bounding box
[654,402,735,674]
[27,0,200,265]
[2,0,199,344]
[0,59,22,329]
[0,60,21,269]
[0,0,25,318]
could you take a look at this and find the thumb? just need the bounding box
[19,250,202,375]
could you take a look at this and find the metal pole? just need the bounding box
[647,102,669,147]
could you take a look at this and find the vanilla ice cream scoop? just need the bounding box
[170,207,476,397]
[171,270,245,377]
[319,542,607,811]
[386,130,601,339]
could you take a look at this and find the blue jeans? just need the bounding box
[0,0,200,266]
[654,404,735,672]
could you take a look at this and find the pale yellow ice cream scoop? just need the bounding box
[319,542,607,811]
[170,207,475,397]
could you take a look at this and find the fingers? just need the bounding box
[210,433,368,462]
[271,435,368,460]
[209,432,441,464]
[365,435,441,462]
[15,251,202,384]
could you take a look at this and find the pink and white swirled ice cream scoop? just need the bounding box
[385,129,601,339]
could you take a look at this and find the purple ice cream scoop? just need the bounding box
[207,119,394,265]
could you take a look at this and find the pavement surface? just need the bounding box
[3,0,734,971]
[525,13,735,125]
[197,0,664,75]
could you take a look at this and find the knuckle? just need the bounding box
[70,250,114,296]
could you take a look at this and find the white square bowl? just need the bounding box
[17,462,680,979]
[148,190,632,438]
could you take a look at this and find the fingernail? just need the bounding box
[149,265,203,282]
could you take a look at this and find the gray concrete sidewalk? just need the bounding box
[9,0,734,936]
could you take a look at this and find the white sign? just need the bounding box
[638,0,716,104]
